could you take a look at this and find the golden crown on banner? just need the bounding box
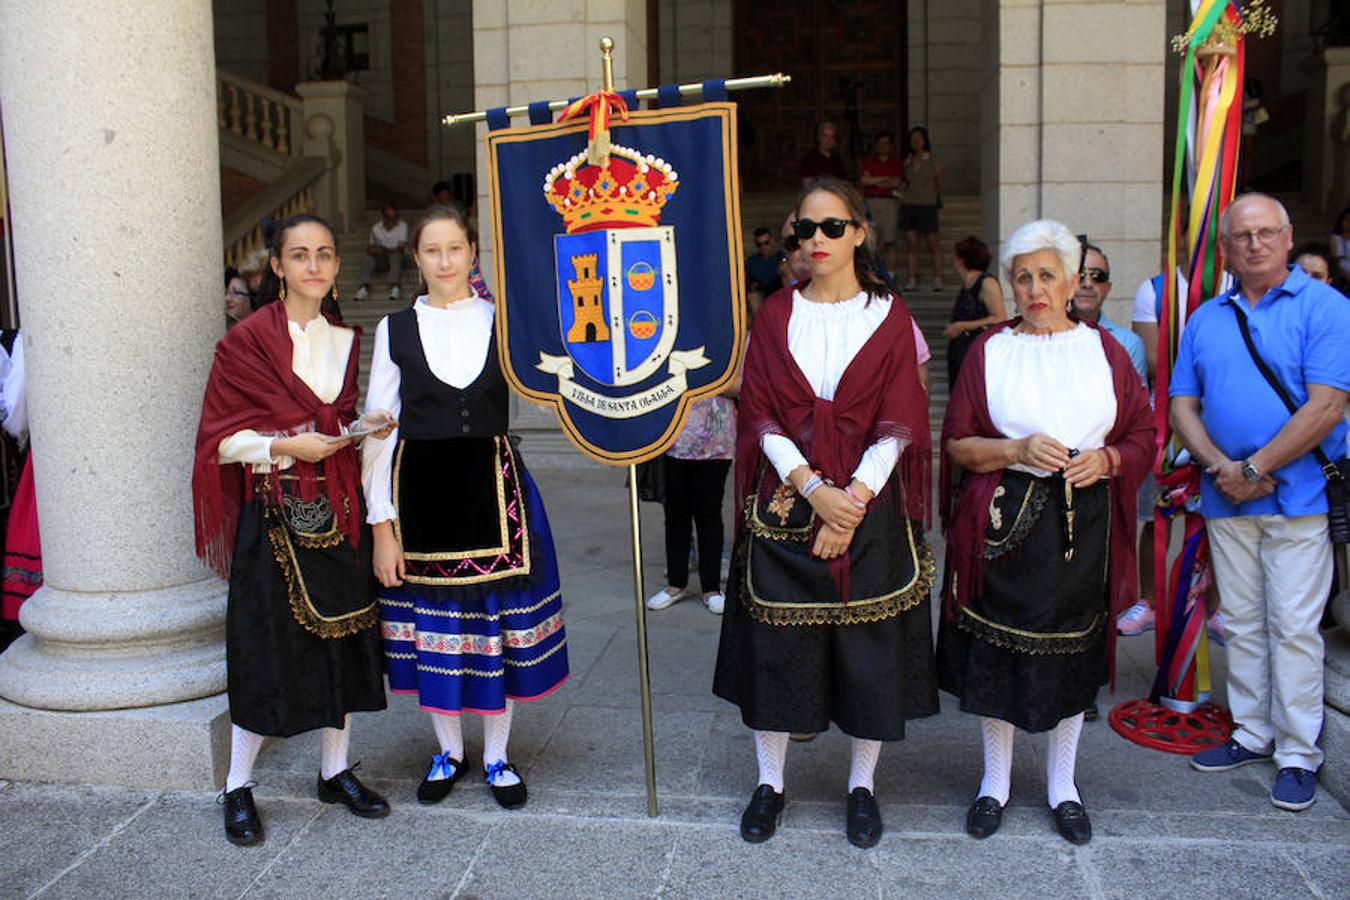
[543,144,679,234]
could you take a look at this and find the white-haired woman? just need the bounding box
[936,219,1154,845]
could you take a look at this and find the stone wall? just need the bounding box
[981,0,1165,326]
[908,0,983,194]
[657,0,733,84]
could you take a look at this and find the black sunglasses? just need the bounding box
[793,217,859,241]
[1080,267,1110,284]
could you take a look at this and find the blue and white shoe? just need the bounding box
[1190,738,1272,772]
[1271,767,1317,812]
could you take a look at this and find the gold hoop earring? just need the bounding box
[279,279,287,303]
[332,283,339,302]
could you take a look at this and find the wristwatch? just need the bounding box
[1240,460,1261,483]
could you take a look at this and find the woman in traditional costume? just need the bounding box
[938,219,1153,845]
[713,178,937,849]
[362,206,567,810]
[193,214,393,847]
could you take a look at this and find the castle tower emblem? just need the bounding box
[565,253,609,344]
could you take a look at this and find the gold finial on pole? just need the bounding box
[600,36,615,93]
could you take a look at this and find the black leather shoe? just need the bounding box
[484,761,528,809]
[845,787,883,849]
[1052,800,1092,845]
[1083,704,1099,722]
[317,766,391,818]
[739,784,785,843]
[221,785,263,846]
[965,795,1003,839]
[417,752,470,805]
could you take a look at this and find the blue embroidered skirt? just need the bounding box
[379,438,568,714]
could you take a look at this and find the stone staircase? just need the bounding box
[334,192,982,446]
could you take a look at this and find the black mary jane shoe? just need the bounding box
[845,787,883,849]
[739,784,785,844]
[221,784,263,846]
[317,765,391,818]
[965,796,1004,839]
[417,752,470,805]
[1052,800,1092,845]
[484,760,528,810]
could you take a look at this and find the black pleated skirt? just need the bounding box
[938,471,1110,733]
[226,498,387,737]
[712,472,939,741]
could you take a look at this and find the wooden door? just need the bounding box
[733,1,908,190]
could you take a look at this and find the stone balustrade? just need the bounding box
[217,70,303,158]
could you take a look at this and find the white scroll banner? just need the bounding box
[536,348,711,419]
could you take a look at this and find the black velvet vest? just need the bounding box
[387,306,509,439]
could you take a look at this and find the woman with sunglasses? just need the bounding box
[937,219,1153,846]
[714,178,936,849]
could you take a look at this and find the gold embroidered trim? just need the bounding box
[984,480,1048,560]
[264,506,378,639]
[745,527,937,627]
[411,589,561,620]
[955,606,1106,655]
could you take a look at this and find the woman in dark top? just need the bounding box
[943,236,1006,388]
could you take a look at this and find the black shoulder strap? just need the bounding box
[1230,301,1335,471]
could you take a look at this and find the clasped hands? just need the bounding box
[270,409,398,464]
[1015,434,1111,487]
[802,476,873,560]
[1207,458,1276,504]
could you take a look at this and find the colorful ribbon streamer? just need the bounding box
[558,90,631,166]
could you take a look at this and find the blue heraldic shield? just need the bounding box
[486,103,745,465]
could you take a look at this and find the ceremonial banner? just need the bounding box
[486,102,744,465]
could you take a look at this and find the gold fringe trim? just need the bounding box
[954,606,1106,656]
[265,507,377,640]
[746,543,936,627]
[742,493,814,543]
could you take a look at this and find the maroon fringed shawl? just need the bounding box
[736,286,931,543]
[192,301,362,578]
[939,319,1155,676]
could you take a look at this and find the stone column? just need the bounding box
[980,0,1165,324]
[1303,47,1350,217]
[295,80,368,233]
[471,0,648,465]
[0,0,230,787]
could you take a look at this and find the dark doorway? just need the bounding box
[733,1,908,190]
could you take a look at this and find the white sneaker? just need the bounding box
[931,277,944,291]
[646,586,684,610]
[388,284,401,300]
[354,285,370,301]
[703,592,725,615]
[903,278,917,291]
[1116,600,1156,635]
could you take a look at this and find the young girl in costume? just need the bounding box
[362,205,568,809]
[713,178,937,849]
[193,214,395,847]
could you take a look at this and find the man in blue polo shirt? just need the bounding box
[1170,193,1350,813]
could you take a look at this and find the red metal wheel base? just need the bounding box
[1109,698,1234,754]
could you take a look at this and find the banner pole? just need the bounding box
[627,463,660,817]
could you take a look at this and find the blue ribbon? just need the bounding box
[486,107,510,131]
[618,88,639,110]
[484,758,510,784]
[430,750,457,779]
[701,79,728,102]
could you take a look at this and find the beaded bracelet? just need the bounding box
[844,485,868,509]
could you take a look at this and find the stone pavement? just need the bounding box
[2,465,1347,899]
